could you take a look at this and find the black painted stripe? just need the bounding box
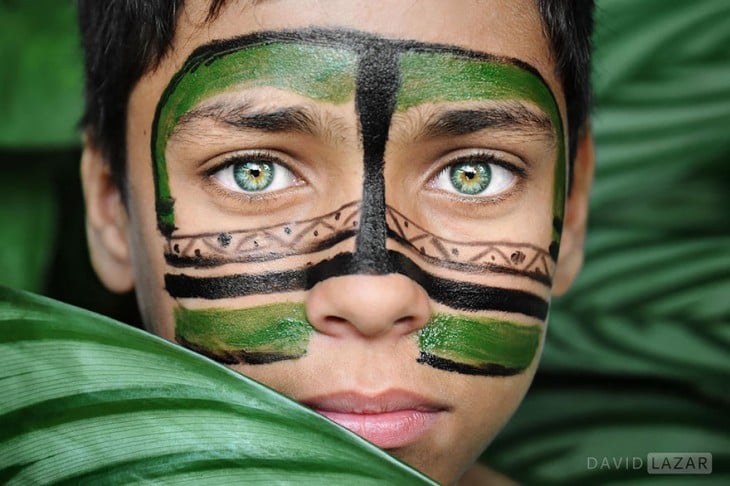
[417,352,523,376]
[165,269,307,300]
[351,40,400,274]
[176,336,299,365]
[164,251,548,320]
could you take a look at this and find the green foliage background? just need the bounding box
[1,0,728,483]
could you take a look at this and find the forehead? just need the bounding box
[157,33,559,132]
[149,0,561,106]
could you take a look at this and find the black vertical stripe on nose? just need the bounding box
[352,42,401,274]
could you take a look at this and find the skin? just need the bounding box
[81,1,594,484]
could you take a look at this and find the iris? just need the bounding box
[233,161,275,191]
[449,162,491,195]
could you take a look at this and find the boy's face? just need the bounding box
[84,0,592,483]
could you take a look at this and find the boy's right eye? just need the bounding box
[209,153,299,194]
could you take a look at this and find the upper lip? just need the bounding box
[300,389,449,414]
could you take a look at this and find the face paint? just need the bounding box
[395,50,566,258]
[417,314,541,376]
[174,303,313,364]
[350,39,400,274]
[153,29,564,372]
[165,249,549,318]
[165,201,361,268]
[152,37,358,235]
[385,206,554,285]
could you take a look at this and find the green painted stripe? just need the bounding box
[418,313,542,372]
[174,303,314,361]
[176,305,540,372]
[396,52,556,113]
[396,51,567,248]
[153,43,358,232]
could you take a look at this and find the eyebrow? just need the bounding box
[407,102,555,141]
[171,100,349,143]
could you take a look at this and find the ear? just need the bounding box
[80,138,135,293]
[552,127,594,296]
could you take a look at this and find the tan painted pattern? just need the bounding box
[166,201,361,266]
[165,201,553,284]
[386,206,554,283]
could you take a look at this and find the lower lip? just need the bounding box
[316,409,441,449]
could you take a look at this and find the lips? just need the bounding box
[301,390,447,449]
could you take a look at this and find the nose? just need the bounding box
[305,274,431,338]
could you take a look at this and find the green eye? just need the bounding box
[449,163,491,195]
[212,155,297,194]
[433,157,517,197]
[233,161,274,191]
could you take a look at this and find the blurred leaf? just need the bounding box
[0,286,435,485]
[545,0,730,386]
[484,379,730,485]
[0,0,83,147]
[0,154,57,292]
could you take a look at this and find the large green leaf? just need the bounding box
[0,286,435,485]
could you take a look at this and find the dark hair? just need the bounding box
[535,0,595,169]
[77,0,594,195]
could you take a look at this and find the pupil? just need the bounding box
[249,168,261,178]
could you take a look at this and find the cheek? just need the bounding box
[124,181,178,341]
[391,362,540,484]
[123,111,180,340]
[417,313,543,376]
[172,301,315,364]
[454,367,538,447]
[380,140,557,378]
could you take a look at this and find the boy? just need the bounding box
[78,0,594,483]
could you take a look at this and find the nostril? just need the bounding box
[325,315,348,325]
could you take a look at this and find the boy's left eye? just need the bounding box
[433,158,517,197]
[211,156,297,194]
